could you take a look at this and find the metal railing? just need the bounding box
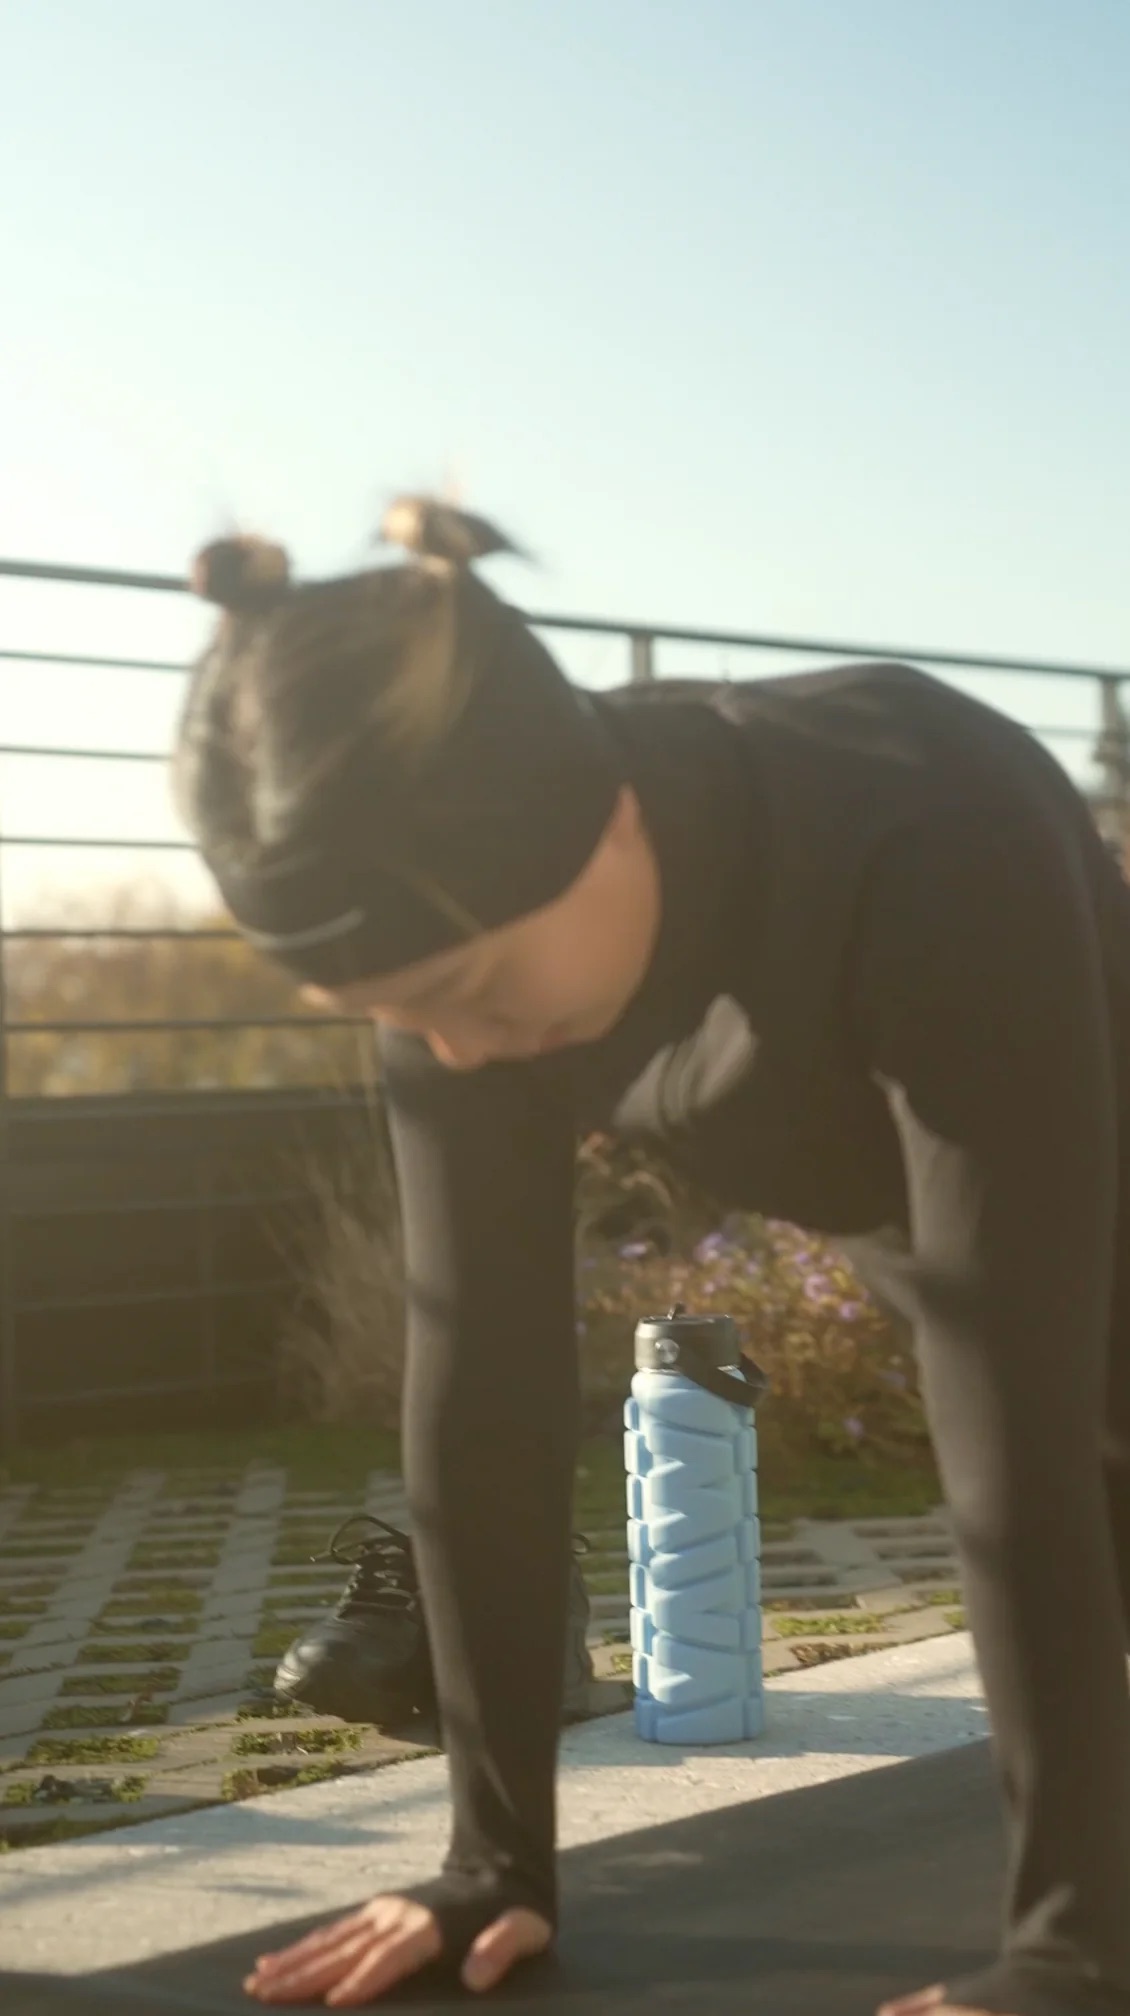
[1,553,1128,1451]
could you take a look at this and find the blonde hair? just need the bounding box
[173,494,522,863]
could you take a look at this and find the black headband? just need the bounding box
[205,574,623,988]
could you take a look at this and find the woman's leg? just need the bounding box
[848,803,1130,2016]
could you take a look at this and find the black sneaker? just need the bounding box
[274,1515,594,1727]
[274,1514,434,1726]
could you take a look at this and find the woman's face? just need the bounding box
[303,786,661,1070]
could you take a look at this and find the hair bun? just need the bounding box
[380,495,524,567]
[190,536,292,612]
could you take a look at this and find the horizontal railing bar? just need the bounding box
[0,743,165,763]
[0,725,1105,768]
[0,559,187,593]
[18,1369,273,1409]
[4,1015,363,1032]
[3,555,1128,685]
[16,1276,293,1316]
[1,928,238,940]
[7,1188,314,1222]
[1,836,192,851]
[0,648,187,675]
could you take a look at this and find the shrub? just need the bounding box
[279,1111,926,1464]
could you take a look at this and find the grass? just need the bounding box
[3,1423,939,1525]
[1,1425,400,1493]
[585,1569,629,1594]
[27,1735,161,1766]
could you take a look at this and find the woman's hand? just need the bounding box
[243,1894,553,2005]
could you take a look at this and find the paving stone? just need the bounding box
[0,1464,966,1854]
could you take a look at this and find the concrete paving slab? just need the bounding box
[0,1632,987,1975]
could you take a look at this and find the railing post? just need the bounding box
[630,632,656,684]
[0,783,18,1460]
[1093,677,1130,868]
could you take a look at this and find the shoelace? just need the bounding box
[310,1514,420,1621]
[310,1513,592,1623]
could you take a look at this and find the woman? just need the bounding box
[174,498,1130,2016]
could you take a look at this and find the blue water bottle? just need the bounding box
[625,1305,766,1744]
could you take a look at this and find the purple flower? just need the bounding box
[619,1241,649,1260]
[744,1260,762,1277]
[839,1300,863,1321]
[843,1416,865,1441]
[803,1274,830,1300]
[694,1231,728,1264]
[880,1367,908,1391]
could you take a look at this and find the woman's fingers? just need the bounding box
[243,1896,551,2005]
[244,1898,440,2004]
[324,1918,445,2007]
[250,1906,373,1975]
[877,1987,948,2016]
[461,1908,554,1993]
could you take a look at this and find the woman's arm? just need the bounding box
[378,1027,580,1943]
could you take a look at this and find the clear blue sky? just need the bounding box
[1,0,1128,914]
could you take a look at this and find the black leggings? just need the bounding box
[843,800,1130,2016]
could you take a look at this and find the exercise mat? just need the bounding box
[0,1738,1002,2014]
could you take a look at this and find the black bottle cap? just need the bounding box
[634,1303,740,1373]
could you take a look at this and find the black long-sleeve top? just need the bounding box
[379,659,1130,1943]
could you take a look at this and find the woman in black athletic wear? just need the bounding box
[175,499,1130,2016]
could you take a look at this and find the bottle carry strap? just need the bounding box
[682,1353,769,1410]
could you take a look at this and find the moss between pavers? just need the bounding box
[252,1625,298,1660]
[789,1641,877,1668]
[235,1698,316,1721]
[27,1735,161,1766]
[41,1702,170,1731]
[3,1775,148,1807]
[221,1760,355,1801]
[127,1548,223,1571]
[0,1543,84,1560]
[0,1807,180,1853]
[232,1728,362,1759]
[0,1622,33,1640]
[6,1522,93,1542]
[772,1613,885,1638]
[944,1608,967,1629]
[585,1570,630,1594]
[76,1640,185,1666]
[60,1668,180,1697]
[98,1593,202,1620]
[1,1582,56,1601]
